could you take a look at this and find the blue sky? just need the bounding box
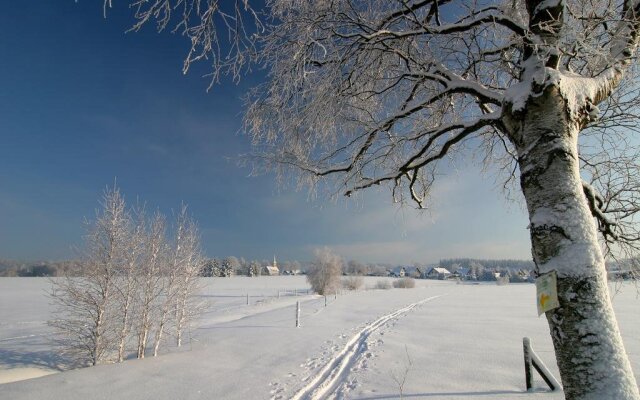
[0,2,532,264]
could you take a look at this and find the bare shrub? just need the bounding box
[496,276,510,286]
[342,276,364,291]
[375,280,392,290]
[393,278,416,289]
[391,345,413,400]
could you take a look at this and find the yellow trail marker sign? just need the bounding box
[536,271,559,316]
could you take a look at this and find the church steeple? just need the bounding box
[273,255,277,269]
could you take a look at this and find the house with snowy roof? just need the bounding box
[451,267,473,280]
[389,266,422,278]
[423,267,452,280]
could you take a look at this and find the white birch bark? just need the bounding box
[115,219,142,362]
[153,217,181,357]
[173,204,204,348]
[508,84,640,399]
[136,211,165,359]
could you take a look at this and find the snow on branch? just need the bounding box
[106,0,263,87]
[337,8,526,41]
[243,1,519,205]
[342,112,502,205]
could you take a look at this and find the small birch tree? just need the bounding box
[173,204,205,348]
[307,248,343,296]
[50,185,129,365]
[114,205,144,362]
[152,221,182,357]
[135,210,167,359]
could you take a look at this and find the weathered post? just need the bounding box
[246,293,250,305]
[523,337,534,391]
[523,337,561,391]
[296,301,301,328]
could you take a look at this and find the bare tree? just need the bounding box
[50,185,129,365]
[107,1,640,398]
[346,259,368,276]
[135,210,167,359]
[225,256,241,276]
[114,205,144,362]
[307,248,343,296]
[248,260,261,277]
[173,204,205,348]
[152,220,182,357]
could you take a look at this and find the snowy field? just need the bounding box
[0,276,639,399]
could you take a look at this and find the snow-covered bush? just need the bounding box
[393,278,415,289]
[374,280,392,290]
[496,276,510,286]
[342,276,364,291]
[306,248,343,295]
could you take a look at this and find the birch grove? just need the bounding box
[51,185,206,364]
[106,1,640,398]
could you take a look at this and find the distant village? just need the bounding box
[159,256,538,282]
[386,265,533,283]
[0,256,636,282]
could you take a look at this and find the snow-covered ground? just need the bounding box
[0,277,638,399]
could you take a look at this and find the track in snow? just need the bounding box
[290,295,444,400]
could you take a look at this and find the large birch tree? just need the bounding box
[108,0,640,398]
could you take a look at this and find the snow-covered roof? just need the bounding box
[429,267,451,274]
[263,266,280,275]
[390,266,405,275]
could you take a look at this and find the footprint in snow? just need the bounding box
[269,382,284,398]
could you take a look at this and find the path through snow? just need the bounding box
[290,295,444,400]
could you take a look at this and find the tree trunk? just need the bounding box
[137,307,150,359]
[513,86,639,399]
[117,295,131,363]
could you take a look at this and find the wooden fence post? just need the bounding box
[523,337,534,391]
[296,301,301,328]
[523,337,561,391]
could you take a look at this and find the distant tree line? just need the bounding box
[0,260,82,277]
[0,257,540,279]
[199,257,305,277]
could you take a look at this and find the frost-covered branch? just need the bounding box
[245,1,517,207]
[106,0,262,87]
